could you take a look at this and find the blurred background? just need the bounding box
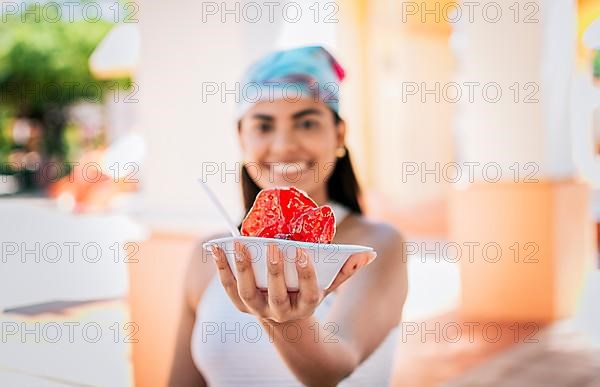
[1,0,600,386]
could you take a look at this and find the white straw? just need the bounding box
[197,179,241,237]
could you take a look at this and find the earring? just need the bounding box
[335,146,346,158]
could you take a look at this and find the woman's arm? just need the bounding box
[167,242,217,387]
[260,224,408,386]
[259,315,358,386]
[209,223,407,386]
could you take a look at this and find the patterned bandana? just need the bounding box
[236,46,345,119]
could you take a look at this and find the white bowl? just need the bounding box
[203,236,374,291]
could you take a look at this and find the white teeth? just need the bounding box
[269,162,309,175]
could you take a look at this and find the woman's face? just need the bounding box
[238,99,345,201]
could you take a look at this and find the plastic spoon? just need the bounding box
[197,179,241,237]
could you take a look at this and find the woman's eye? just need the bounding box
[256,122,272,133]
[297,120,318,130]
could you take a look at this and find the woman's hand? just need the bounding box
[209,241,376,324]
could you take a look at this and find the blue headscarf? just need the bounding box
[236,46,345,119]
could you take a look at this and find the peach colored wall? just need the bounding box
[128,231,198,387]
[450,181,593,322]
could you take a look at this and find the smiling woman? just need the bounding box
[239,99,342,204]
[168,46,408,387]
[239,101,363,217]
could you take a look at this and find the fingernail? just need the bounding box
[235,250,244,262]
[212,245,224,261]
[269,244,279,264]
[296,248,308,268]
[367,252,377,264]
[233,241,244,262]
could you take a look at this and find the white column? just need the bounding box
[452,0,577,179]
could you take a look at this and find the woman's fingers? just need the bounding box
[212,243,372,321]
[295,247,321,315]
[209,245,249,313]
[326,251,376,294]
[266,244,291,319]
[233,241,267,314]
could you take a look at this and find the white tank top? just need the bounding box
[191,202,399,386]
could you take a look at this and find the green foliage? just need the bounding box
[594,50,600,79]
[0,4,129,116]
[0,108,10,162]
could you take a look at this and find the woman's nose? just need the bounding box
[270,129,298,155]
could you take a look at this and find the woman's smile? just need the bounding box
[261,160,317,185]
[264,160,314,173]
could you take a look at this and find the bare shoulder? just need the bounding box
[183,232,229,310]
[337,214,405,254]
[334,214,408,309]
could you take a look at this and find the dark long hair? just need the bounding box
[240,111,363,217]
